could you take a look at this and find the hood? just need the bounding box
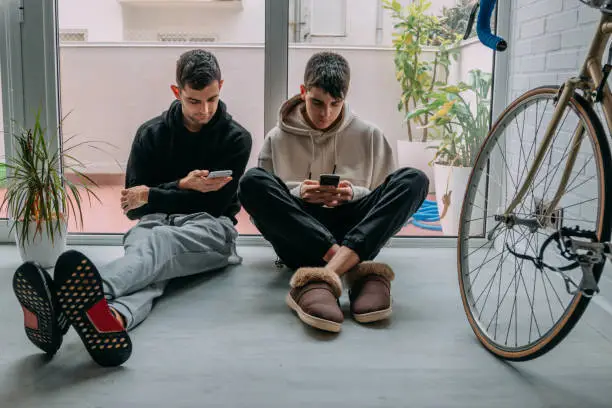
[278,94,354,144]
[160,98,231,163]
[162,98,230,135]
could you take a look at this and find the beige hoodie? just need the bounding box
[258,95,396,200]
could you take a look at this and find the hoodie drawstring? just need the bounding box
[307,133,315,180]
[333,133,337,175]
[307,132,338,179]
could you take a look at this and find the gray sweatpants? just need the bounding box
[99,212,241,330]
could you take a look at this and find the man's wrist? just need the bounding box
[178,177,189,190]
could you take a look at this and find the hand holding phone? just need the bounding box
[301,175,352,206]
[326,180,353,206]
[179,169,233,193]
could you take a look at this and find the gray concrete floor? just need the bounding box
[0,244,611,408]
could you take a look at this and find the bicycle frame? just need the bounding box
[503,12,612,220]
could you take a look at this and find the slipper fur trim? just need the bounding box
[290,267,343,298]
[344,262,395,288]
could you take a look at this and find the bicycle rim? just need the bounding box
[457,86,612,361]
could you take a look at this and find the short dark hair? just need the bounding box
[303,51,350,99]
[176,49,222,90]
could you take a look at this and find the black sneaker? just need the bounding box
[13,262,70,355]
[54,250,132,367]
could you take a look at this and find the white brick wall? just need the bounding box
[509,0,600,96]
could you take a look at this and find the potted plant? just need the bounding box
[1,110,102,267]
[407,69,492,235]
[384,0,461,193]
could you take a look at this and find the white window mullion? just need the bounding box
[0,0,26,242]
[20,0,60,150]
[486,0,512,236]
[264,0,288,136]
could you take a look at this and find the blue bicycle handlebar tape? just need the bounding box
[477,0,507,51]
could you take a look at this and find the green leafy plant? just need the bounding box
[384,0,462,142]
[0,110,108,247]
[407,69,493,167]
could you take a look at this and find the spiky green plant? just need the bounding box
[0,109,106,247]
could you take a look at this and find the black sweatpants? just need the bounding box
[238,167,429,270]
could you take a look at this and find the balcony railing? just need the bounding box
[116,0,243,8]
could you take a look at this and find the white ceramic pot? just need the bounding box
[15,220,68,268]
[433,163,484,236]
[396,140,438,193]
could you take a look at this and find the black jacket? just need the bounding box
[124,99,252,224]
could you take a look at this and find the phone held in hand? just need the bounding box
[207,170,233,179]
[319,174,340,187]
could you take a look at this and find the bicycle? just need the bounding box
[458,0,612,361]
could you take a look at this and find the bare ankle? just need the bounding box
[323,244,341,263]
[109,307,126,328]
[326,246,360,277]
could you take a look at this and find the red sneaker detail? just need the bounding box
[86,299,125,333]
[23,307,38,330]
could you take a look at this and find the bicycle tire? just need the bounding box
[457,85,612,361]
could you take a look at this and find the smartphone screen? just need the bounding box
[208,170,233,178]
[319,174,340,187]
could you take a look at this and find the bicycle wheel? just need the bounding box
[457,86,612,361]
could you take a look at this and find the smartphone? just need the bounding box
[207,170,233,179]
[319,174,340,187]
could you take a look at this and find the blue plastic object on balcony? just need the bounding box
[406,199,442,231]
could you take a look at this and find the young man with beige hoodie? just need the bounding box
[239,52,428,333]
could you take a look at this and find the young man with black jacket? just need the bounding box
[12,49,252,366]
[239,52,428,333]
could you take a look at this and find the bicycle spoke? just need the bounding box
[466,227,506,258]
[557,197,597,212]
[515,109,538,195]
[529,109,572,197]
[564,155,594,193]
[475,230,510,312]
[564,174,596,197]
[468,251,503,276]
[540,120,580,201]
[533,232,557,325]
[543,267,566,310]
[476,228,530,331]
[464,214,498,223]
[469,231,508,287]
[495,138,519,191]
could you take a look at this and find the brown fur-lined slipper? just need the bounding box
[345,262,395,323]
[286,267,344,333]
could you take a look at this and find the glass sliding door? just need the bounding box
[53,0,266,235]
[15,0,510,245]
